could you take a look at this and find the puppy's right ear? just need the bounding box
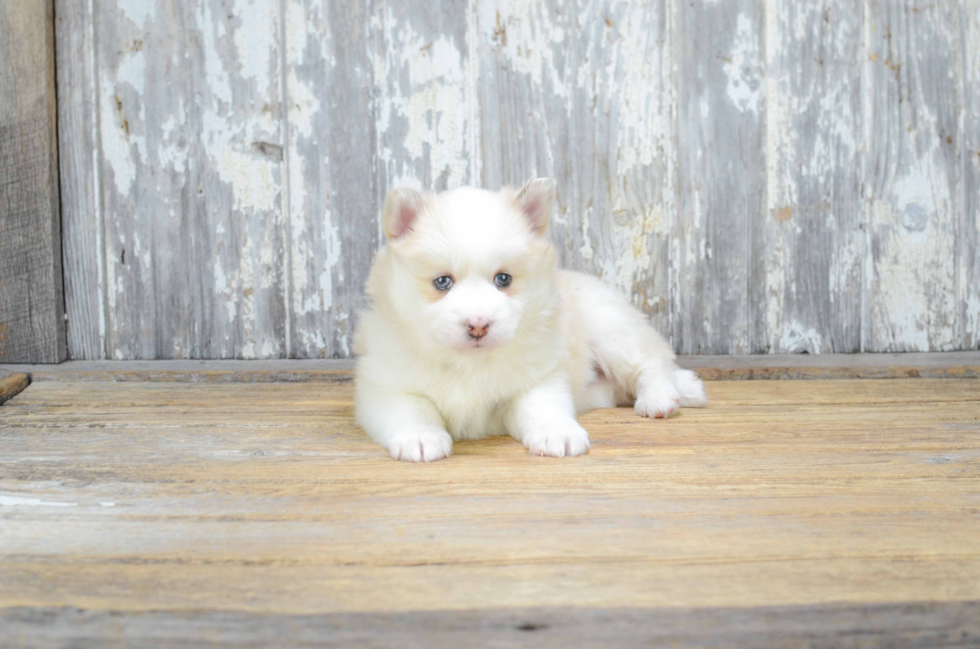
[382,187,426,240]
[515,177,555,236]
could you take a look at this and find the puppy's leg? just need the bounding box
[506,378,590,458]
[674,368,708,407]
[355,388,453,462]
[604,327,707,418]
[632,355,683,419]
[569,273,706,418]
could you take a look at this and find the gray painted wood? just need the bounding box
[2,601,978,649]
[672,0,768,354]
[92,0,289,360]
[55,0,105,360]
[475,1,674,336]
[0,0,66,364]
[964,1,980,350]
[285,0,380,358]
[373,0,475,192]
[864,0,962,352]
[57,0,980,359]
[763,0,864,353]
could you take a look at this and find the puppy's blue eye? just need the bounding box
[494,273,512,288]
[433,276,453,291]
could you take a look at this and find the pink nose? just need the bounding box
[465,317,490,340]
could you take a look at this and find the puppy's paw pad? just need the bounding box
[675,369,708,407]
[524,421,590,458]
[387,429,453,463]
[634,393,680,419]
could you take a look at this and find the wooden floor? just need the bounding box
[1,376,979,647]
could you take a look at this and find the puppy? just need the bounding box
[354,179,707,462]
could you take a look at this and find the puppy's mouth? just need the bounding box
[455,335,498,352]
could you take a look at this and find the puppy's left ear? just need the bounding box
[514,177,555,236]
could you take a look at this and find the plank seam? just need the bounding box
[859,0,871,354]
[50,0,69,363]
[89,0,107,360]
[279,0,293,358]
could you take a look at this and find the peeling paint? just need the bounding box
[480,1,567,98]
[870,192,956,351]
[62,0,978,359]
[375,7,475,189]
[779,322,823,354]
[724,14,763,114]
[763,0,862,354]
[100,52,146,196]
[117,0,154,27]
[865,0,962,352]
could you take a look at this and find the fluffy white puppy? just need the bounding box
[354,179,707,462]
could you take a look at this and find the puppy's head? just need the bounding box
[378,179,558,355]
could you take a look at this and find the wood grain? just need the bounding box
[285,0,379,358]
[3,602,979,649]
[964,1,980,351]
[763,0,863,353]
[0,370,29,405]
[0,0,66,363]
[672,0,768,354]
[93,0,288,360]
[56,1,980,358]
[864,0,962,352]
[55,0,105,360]
[2,352,980,383]
[475,1,675,335]
[0,377,978,647]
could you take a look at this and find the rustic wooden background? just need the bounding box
[0,0,65,363]
[55,0,980,360]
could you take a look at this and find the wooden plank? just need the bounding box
[672,0,768,354]
[55,0,105,360]
[0,359,355,383]
[763,0,863,353]
[964,1,980,350]
[864,0,962,351]
[681,351,980,380]
[474,1,674,335]
[2,601,978,649]
[0,0,66,363]
[0,378,978,647]
[8,376,980,408]
[372,0,477,192]
[2,352,979,383]
[284,0,379,358]
[92,0,287,359]
[0,370,29,405]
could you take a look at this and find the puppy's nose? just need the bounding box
[465,317,490,340]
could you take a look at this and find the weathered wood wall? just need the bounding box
[56,0,980,359]
[0,0,66,363]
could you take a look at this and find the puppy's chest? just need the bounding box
[424,370,522,440]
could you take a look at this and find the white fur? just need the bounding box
[355,180,707,462]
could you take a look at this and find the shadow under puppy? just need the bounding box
[354,179,707,462]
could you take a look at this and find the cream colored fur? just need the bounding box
[354,179,707,462]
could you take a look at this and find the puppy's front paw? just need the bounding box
[634,394,679,419]
[387,428,453,463]
[523,419,590,458]
[634,380,681,419]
